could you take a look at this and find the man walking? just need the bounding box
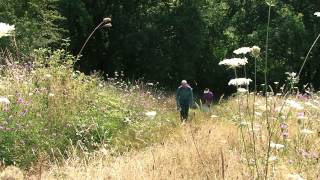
[176,80,193,122]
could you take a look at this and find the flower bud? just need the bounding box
[103,23,112,28]
[251,46,261,57]
[103,17,112,23]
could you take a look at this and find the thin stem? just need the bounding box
[297,33,320,79]
[234,68,252,175]
[251,56,260,178]
[76,21,105,61]
[264,5,272,180]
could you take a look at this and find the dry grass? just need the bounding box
[1,95,320,179]
[33,116,248,180]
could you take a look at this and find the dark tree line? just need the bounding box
[0,0,319,94]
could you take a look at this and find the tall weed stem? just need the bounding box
[264,4,272,180]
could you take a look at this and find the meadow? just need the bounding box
[0,3,320,180]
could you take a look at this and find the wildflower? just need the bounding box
[270,142,285,149]
[228,78,252,86]
[0,97,10,105]
[285,72,297,78]
[280,123,287,130]
[146,83,154,86]
[237,88,248,93]
[45,74,52,79]
[286,99,304,110]
[16,96,25,104]
[251,46,261,57]
[219,58,248,68]
[145,111,157,119]
[268,156,277,162]
[233,47,251,55]
[297,112,307,120]
[273,81,279,85]
[287,173,304,180]
[48,93,55,97]
[103,17,112,23]
[300,129,315,135]
[282,131,289,138]
[314,12,320,17]
[0,22,15,38]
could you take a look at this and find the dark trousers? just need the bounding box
[180,104,190,121]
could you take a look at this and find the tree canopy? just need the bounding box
[0,0,319,93]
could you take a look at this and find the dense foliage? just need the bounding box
[0,0,319,93]
[0,49,177,168]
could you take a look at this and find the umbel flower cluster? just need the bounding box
[0,22,15,38]
[219,46,260,91]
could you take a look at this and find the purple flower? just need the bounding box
[280,123,287,129]
[17,97,24,104]
[282,131,289,138]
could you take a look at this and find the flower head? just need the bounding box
[0,23,15,38]
[219,58,248,68]
[233,47,252,55]
[145,111,157,119]
[237,88,248,93]
[286,72,297,78]
[251,46,261,57]
[0,97,10,105]
[270,142,285,149]
[228,78,252,86]
[314,12,320,17]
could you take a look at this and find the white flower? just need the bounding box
[48,93,55,97]
[146,83,154,86]
[286,99,304,110]
[0,97,10,104]
[219,58,248,68]
[270,142,285,149]
[285,72,297,78]
[45,74,52,78]
[237,88,248,93]
[268,156,277,162]
[287,173,304,180]
[300,129,315,135]
[210,115,219,118]
[251,46,261,57]
[0,22,15,38]
[145,111,157,119]
[228,78,252,86]
[314,12,320,17]
[233,47,252,55]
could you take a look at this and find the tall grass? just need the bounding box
[1,94,318,179]
[0,48,178,169]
